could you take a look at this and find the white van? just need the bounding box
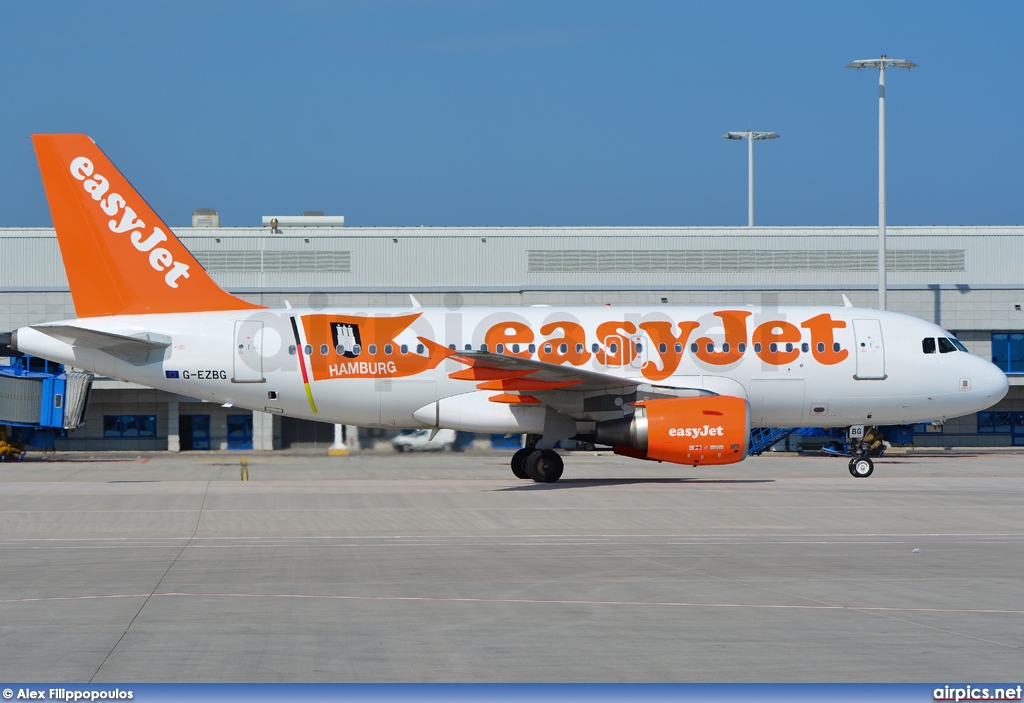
[391,429,456,452]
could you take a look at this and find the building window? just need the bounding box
[977,411,1012,433]
[992,333,1024,373]
[103,415,157,438]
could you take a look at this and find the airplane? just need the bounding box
[10,134,1009,482]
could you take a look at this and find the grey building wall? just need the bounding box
[2,225,1021,451]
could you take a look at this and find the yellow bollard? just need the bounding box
[241,455,248,481]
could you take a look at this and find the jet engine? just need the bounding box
[594,395,750,466]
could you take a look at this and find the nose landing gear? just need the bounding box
[846,425,882,478]
[848,456,874,478]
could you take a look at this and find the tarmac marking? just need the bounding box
[2,591,1022,617]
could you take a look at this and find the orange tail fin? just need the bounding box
[32,134,263,318]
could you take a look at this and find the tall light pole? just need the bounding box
[723,130,779,227]
[846,55,917,310]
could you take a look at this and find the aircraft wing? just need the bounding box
[448,349,639,392]
[446,350,714,421]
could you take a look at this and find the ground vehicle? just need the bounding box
[392,429,456,452]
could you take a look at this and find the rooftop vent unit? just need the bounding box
[192,208,219,227]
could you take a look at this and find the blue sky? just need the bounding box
[3,1,1022,227]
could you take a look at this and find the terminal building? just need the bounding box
[1,217,1022,450]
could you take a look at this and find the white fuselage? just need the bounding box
[15,304,1009,434]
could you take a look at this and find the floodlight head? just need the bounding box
[846,56,918,70]
[723,131,779,141]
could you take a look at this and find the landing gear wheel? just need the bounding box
[849,456,874,478]
[525,449,564,483]
[510,448,533,479]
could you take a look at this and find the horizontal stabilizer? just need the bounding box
[32,325,170,363]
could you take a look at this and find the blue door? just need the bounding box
[179,415,211,450]
[227,414,253,450]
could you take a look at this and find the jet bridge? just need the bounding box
[0,334,92,457]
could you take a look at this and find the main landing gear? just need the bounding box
[510,447,564,483]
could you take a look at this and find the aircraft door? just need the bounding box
[629,334,647,370]
[603,335,626,367]
[233,320,265,383]
[852,319,886,380]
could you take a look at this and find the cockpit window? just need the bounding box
[922,338,936,354]
[948,337,968,352]
[938,337,957,354]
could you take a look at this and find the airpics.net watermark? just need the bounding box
[934,685,1023,701]
[2,690,132,701]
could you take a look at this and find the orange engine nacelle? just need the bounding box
[595,396,750,466]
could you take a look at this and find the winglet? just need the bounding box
[842,294,853,308]
[32,134,263,318]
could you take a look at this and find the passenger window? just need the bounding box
[634,343,642,353]
[320,344,329,355]
[496,344,505,354]
[352,345,361,356]
[544,343,552,354]
[609,343,618,354]
[336,344,346,355]
[576,343,584,353]
[659,343,667,353]
[675,343,683,353]
[738,343,746,353]
[801,342,809,353]
[529,344,536,354]
[922,338,936,354]
[368,344,377,355]
[304,344,312,355]
[384,344,393,355]
[289,345,297,355]
[817,342,825,353]
[705,342,714,353]
[754,343,762,353]
[512,344,520,353]
[400,344,408,354]
[592,343,600,353]
[560,343,569,354]
[690,343,698,353]
[417,344,425,354]
[938,338,957,353]
[832,342,841,352]
[722,343,730,353]
[480,343,488,352]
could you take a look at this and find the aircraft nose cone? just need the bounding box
[978,360,1009,403]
